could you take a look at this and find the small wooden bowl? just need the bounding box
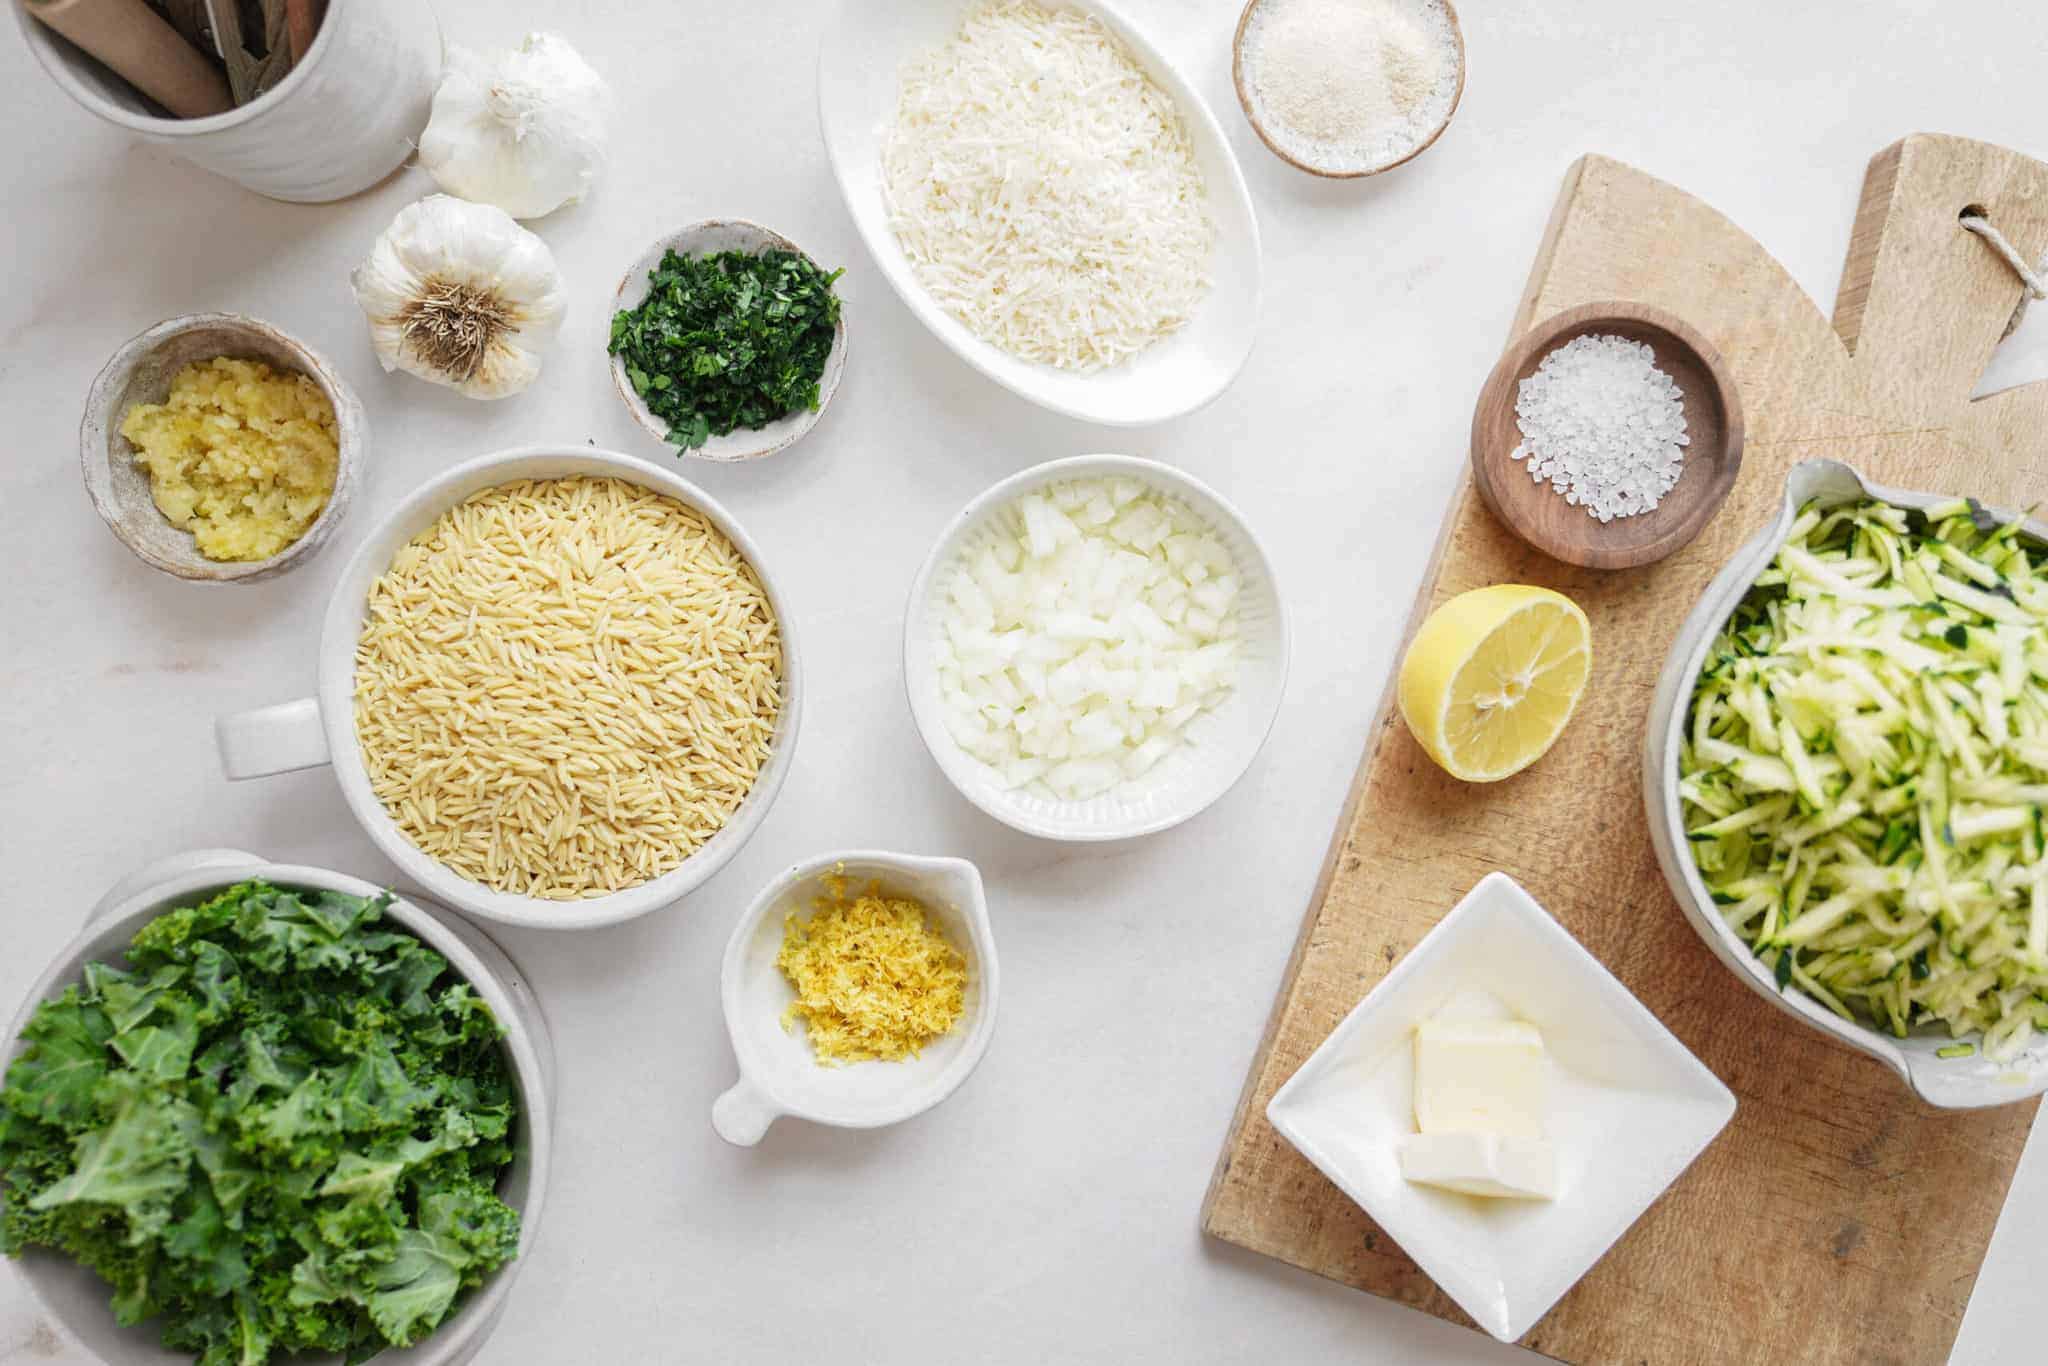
[1231,0,1466,179]
[609,219,848,463]
[81,313,365,584]
[1470,302,1744,571]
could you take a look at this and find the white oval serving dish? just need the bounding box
[212,446,804,932]
[904,454,1288,841]
[713,851,998,1146]
[3,848,554,1366]
[1645,458,2048,1109]
[816,0,1261,427]
[609,219,848,462]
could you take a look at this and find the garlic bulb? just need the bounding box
[418,32,610,220]
[350,195,566,401]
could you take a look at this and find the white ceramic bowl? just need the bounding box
[82,313,366,583]
[904,454,1288,841]
[212,446,804,931]
[817,0,1261,427]
[1266,873,1736,1344]
[1646,458,2048,1108]
[609,219,849,462]
[712,851,998,1145]
[2,848,554,1366]
[15,0,439,202]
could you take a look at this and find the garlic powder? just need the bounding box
[1242,0,1461,174]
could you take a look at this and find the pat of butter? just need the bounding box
[1398,1132,1558,1201]
[1412,1016,1548,1139]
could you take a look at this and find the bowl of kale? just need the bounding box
[0,856,554,1365]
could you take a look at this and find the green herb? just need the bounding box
[608,248,844,452]
[0,881,520,1365]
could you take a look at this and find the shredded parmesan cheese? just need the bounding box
[881,0,1214,371]
[777,880,968,1066]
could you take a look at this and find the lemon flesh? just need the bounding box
[1398,585,1592,782]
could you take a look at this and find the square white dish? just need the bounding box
[1264,872,1736,1343]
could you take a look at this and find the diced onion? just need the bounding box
[935,478,1240,801]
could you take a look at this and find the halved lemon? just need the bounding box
[1397,585,1592,782]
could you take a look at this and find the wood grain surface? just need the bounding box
[1202,136,2048,1366]
[1469,301,1742,570]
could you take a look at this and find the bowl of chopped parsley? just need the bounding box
[608,220,848,461]
[0,854,554,1365]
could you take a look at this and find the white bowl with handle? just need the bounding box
[212,445,804,931]
[1645,458,2048,1108]
[2,848,554,1366]
[713,851,998,1146]
[816,0,1261,426]
[904,454,1289,841]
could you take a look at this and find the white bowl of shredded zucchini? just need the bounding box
[1647,459,2048,1108]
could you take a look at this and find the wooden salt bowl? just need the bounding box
[1470,301,1744,571]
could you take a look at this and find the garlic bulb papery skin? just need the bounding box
[418,32,611,220]
[350,195,567,401]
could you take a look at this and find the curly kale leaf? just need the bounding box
[0,880,521,1364]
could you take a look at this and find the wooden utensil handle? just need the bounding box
[29,0,232,118]
[284,0,316,64]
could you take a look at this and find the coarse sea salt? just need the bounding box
[1509,333,1690,523]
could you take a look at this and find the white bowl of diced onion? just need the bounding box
[905,454,1288,840]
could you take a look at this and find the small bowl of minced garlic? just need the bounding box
[82,313,365,583]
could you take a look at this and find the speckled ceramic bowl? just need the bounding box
[82,313,366,583]
[608,220,847,462]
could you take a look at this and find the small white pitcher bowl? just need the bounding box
[713,851,998,1146]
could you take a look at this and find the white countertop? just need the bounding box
[3,1,2044,1362]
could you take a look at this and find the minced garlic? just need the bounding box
[776,879,968,1066]
[119,356,339,562]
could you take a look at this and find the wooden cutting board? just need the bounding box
[1203,135,2048,1365]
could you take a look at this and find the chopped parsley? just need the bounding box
[609,247,844,452]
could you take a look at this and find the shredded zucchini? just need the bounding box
[1680,497,2048,1060]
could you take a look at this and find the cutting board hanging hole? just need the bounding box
[1959,204,2046,341]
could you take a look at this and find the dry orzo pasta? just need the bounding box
[353,476,782,899]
